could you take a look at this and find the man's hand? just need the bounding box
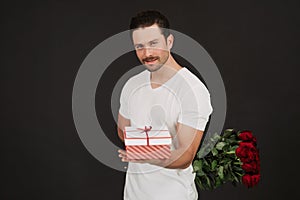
[118,149,166,166]
[117,113,130,142]
[118,122,204,169]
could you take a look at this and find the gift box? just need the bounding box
[123,126,172,160]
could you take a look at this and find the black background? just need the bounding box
[1,0,299,199]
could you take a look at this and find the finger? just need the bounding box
[118,149,127,155]
[121,157,130,162]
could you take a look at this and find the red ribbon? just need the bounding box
[137,126,152,146]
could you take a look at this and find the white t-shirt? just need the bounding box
[119,67,213,200]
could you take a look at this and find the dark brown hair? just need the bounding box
[130,10,170,39]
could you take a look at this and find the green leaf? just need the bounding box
[215,177,222,187]
[229,133,238,139]
[232,173,239,183]
[197,170,205,176]
[212,133,221,141]
[212,148,218,156]
[225,150,236,154]
[211,160,217,170]
[225,138,237,144]
[230,145,239,151]
[216,142,226,150]
[203,158,209,167]
[235,171,244,177]
[197,148,205,158]
[224,172,232,181]
[223,129,234,138]
[224,162,230,171]
[218,166,224,180]
[193,160,203,172]
[205,175,211,188]
[219,158,231,164]
[233,162,243,167]
[195,177,205,190]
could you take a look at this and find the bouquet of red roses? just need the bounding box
[193,129,260,190]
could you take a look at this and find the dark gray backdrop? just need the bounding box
[1,0,299,199]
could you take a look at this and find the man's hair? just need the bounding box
[129,10,170,39]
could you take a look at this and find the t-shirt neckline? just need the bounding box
[147,67,186,91]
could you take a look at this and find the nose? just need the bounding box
[143,47,153,57]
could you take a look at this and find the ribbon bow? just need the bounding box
[137,126,152,146]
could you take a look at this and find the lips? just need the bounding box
[143,57,159,64]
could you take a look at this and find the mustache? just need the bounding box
[142,56,159,62]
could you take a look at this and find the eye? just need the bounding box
[135,44,143,50]
[149,41,158,46]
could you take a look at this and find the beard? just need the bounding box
[144,62,164,72]
[142,53,169,72]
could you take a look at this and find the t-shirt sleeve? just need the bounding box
[178,83,213,131]
[119,81,130,119]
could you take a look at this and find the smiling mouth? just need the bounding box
[143,57,159,64]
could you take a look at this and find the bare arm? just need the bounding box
[117,113,131,142]
[162,122,203,169]
[119,122,203,169]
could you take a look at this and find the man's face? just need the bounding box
[132,24,170,72]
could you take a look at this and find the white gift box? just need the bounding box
[123,126,172,159]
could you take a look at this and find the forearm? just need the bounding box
[117,113,130,142]
[150,147,193,169]
[118,122,202,169]
[117,127,124,142]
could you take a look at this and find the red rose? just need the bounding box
[242,174,260,188]
[242,161,260,173]
[241,152,260,163]
[238,131,257,145]
[236,142,259,163]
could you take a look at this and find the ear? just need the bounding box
[166,34,174,50]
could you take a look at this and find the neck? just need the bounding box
[150,55,183,83]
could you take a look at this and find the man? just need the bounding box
[117,10,213,200]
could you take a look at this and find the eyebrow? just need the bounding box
[134,38,160,47]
